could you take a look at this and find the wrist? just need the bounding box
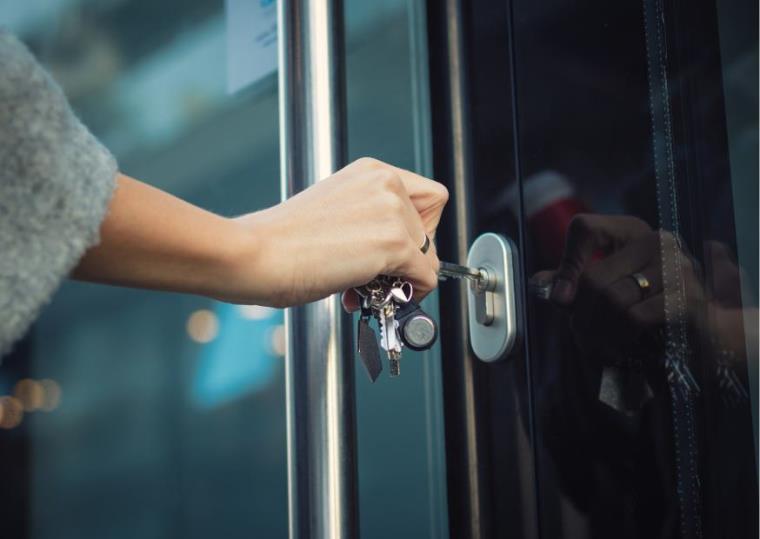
[210,210,282,306]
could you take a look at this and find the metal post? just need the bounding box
[277,2,358,539]
[427,0,491,536]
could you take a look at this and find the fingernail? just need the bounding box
[550,278,574,304]
[340,292,354,313]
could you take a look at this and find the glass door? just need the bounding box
[511,0,758,537]
[0,2,289,538]
[428,0,757,538]
[1,2,450,538]
[0,2,288,537]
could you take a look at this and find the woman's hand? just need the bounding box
[74,158,448,308]
[223,157,448,307]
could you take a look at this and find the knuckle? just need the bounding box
[382,191,405,215]
[382,222,408,250]
[356,156,381,169]
[403,242,419,262]
[434,182,449,204]
[377,170,404,194]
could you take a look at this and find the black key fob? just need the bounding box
[395,300,438,351]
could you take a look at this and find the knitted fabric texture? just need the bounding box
[0,29,117,357]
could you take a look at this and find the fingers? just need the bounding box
[333,158,443,305]
[361,159,441,296]
[351,157,449,234]
[579,232,658,289]
[400,192,440,280]
[343,236,437,314]
[395,175,434,253]
[386,164,449,229]
[551,214,652,305]
[572,232,661,313]
[396,238,439,300]
[395,198,440,299]
[422,235,441,276]
[602,268,662,311]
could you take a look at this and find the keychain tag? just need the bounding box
[357,310,382,382]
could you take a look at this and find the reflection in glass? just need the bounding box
[511,0,758,537]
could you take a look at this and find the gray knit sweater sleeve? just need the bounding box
[0,30,117,356]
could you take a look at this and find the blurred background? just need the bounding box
[0,1,447,538]
[1,0,755,538]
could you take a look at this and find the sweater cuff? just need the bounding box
[0,30,118,357]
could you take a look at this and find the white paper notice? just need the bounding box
[226,0,277,94]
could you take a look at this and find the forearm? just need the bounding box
[71,159,447,308]
[72,174,253,299]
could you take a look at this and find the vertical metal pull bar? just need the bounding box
[278,2,358,539]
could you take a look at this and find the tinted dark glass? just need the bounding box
[510,0,758,538]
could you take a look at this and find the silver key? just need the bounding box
[438,261,483,282]
[379,302,402,375]
[354,276,415,378]
[381,279,413,376]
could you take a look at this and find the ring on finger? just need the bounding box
[630,272,652,298]
[420,234,431,254]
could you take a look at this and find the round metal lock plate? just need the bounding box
[466,233,518,362]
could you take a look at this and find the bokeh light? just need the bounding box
[270,325,286,357]
[187,309,219,343]
[39,379,62,412]
[0,396,24,429]
[14,378,45,411]
[237,305,278,320]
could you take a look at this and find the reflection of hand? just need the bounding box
[230,158,448,308]
[534,214,652,305]
[533,214,702,360]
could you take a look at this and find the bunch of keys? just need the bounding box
[354,262,493,381]
[354,275,438,381]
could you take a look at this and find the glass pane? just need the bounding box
[0,2,286,537]
[715,0,759,447]
[344,1,449,538]
[511,0,758,537]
